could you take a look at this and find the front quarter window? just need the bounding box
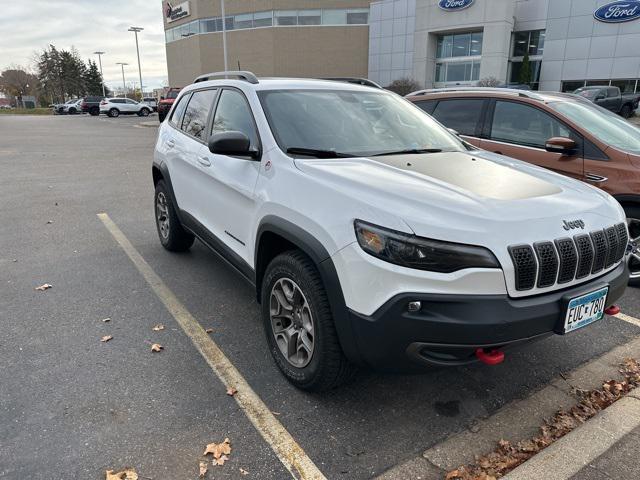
[258,89,466,157]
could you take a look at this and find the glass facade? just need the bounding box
[508,59,542,89]
[435,61,480,83]
[166,8,369,43]
[512,30,545,57]
[434,31,482,84]
[436,32,483,58]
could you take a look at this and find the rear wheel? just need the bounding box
[68,107,77,114]
[158,111,166,122]
[621,105,633,119]
[139,108,150,117]
[108,108,119,118]
[89,107,99,116]
[625,206,640,286]
[261,251,357,391]
[154,180,194,252]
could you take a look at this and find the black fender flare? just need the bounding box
[256,216,363,365]
[152,162,186,225]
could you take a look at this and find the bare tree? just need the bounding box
[477,77,502,87]
[385,77,422,96]
[0,66,39,107]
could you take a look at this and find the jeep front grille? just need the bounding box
[508,223,628,292]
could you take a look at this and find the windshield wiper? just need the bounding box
[371,148,443,156]
[286,147,354,158]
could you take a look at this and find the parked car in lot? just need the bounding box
[152,72,629,390]
[573,86,640,118]
[80,96,104,116]
[52,99,80,114]
[142,97,158,111]
[157,87,181,122]
[63,99,83,114]
[100,98,152,117]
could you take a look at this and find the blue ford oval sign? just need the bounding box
[438,0,475,11]
[594,1,640,23]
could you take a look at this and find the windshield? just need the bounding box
[167,90,179,99]
[258,89,467,157]
[549,100,640,154]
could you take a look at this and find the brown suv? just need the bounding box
[406,88,640,283]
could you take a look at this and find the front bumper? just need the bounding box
[347,262,628,369]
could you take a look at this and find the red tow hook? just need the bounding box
[476,348,505,366]
[605,305,621,315]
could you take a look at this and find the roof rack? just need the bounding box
[194,71,259,84]
[323,77,382,89]
[406,87,543,101]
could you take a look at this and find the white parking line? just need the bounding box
[97,213,326,480]
[614,312,640,328]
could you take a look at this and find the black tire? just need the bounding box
[158,111,166,122]
[624,205,640,287]
[261,250,357,391]
[68,107,76,114]
[139,108,150,117]
[621,105,633,119]
[89,107,99,116]
[108,108,119,118]
[154,180,195,252]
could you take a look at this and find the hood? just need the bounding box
[294,150,624,245]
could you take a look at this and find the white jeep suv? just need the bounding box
[152,71,629,391]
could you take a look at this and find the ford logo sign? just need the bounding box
[594,1,640,23]
[438,0,475,11]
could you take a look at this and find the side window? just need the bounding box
[413,100,437,115]
[126,99,137,104]
[491,101,571,148]
[169,94,189,128]
[430,99,484,136]
[607,87,618,98]
[212,89,259,150]
[181,89,217,140]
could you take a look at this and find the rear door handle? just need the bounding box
[585,172,607,183]
[197,156,211,167]
[166,139,175,148]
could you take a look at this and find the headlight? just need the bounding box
[354,220,500,273]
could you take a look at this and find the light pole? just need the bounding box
[128,27,144,101]
[116,62,129,98]
[220,0,228,72]
[93,51,106,97]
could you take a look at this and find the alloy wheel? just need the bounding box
[156,192,170,240]
[627,218,640,279]
[269,277,315,368]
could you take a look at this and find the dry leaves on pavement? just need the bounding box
[199,461,208,478]
[151,343,164,352]
[101,335,113,343]
[205,328,213,334]
[445,358,640,480]
[152,324,165,331]
[105,468,138,480]
[240,467,249,475]
[35,283,52,291]
[226,386,238,397]
[102,318,111,322]
[204,438,232,466]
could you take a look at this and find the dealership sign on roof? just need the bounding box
[594,1,640,22]
[438,0,475,11]
[166,1,190,23]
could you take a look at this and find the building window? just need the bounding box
[436,32,483,59]
[323,10,346,24]
[435,61,480,82]
[346,9,369,25]
[276,10,298,26]
[298,10,322,25]
[512,30,545,57]
[253,11,273,28]
[509,60,541,89]
[234,13,253,30]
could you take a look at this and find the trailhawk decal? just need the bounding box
[594,1,640,23]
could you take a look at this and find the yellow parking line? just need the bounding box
[97,213,326,480]
[614,312,640,328]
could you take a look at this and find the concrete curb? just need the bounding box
[503,395,640,479]
[376,329,640,480]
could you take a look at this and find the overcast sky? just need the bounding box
[0,0,168,91]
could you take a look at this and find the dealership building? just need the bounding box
[164,0,640,93]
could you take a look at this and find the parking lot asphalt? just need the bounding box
[1,114,640,479]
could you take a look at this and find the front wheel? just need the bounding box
[139,108,150,117]
[621,105,633,119]
[108,108,119,118]
[89,107,99,116]
[261,251,357,391]
[625,206,640,286]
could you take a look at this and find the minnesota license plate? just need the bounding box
[563,286,609,334]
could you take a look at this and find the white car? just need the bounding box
[100,98,152,117]
[142,97,158,111]
[62,99,83,114]
[152,71,629,391]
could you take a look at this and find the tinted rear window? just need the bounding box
[430,99,484,136]
[413,100,437,115]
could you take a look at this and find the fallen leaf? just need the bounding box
[199,461,208,478]
[151,343,163,352]
[105,468,138,480]
[271,411,281,416]
[226,386,238,397]
[204,437,232,460]
[46,220,53,224]
[35,283,52,291]
[101,335,113,343]
[239,467,249,475]
[12,259,17,263]
[213,454,229,466]
[205,328,213,333]
[152,324,165,331]
[102,318,111,323]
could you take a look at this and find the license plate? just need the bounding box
[563,286,609,334]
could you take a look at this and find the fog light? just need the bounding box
[408,301,421,312]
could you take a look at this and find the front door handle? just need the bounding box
[494,151,503,155]
[585,172,607,183]
[197,156,211,167]
[166,139,175,148]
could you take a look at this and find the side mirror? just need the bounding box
[447,128,460,136]
[545,137,577,155]
[208,131,258,158]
